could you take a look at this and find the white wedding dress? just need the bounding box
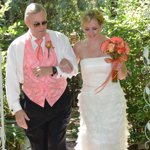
[75,57,129,150]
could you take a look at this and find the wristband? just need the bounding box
[51,66,57,76]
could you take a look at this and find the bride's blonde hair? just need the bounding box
[81,9,105,27]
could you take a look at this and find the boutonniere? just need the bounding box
[46,41,53,58]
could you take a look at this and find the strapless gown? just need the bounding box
[74,57,129,150]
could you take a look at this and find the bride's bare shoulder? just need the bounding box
[73,40,85,61]
[73,40,85,52]
[74,40,85,48]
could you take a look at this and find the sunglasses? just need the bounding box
[33,21,47,27]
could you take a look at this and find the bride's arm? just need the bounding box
[117,62,128,80]
[73,41,81,64]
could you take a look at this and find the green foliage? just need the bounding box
[0,0,150,149]
[102,0,150,145]
[5,122,25,150]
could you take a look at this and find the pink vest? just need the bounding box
[22,32,67,107]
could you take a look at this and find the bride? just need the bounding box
[73,9,129,150]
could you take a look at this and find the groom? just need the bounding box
[6,3,77,150]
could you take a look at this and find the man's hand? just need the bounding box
[33,66,52,77]
[59,58,73,74]
[15,110,30,129]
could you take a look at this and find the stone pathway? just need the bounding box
[22,137,76,150]
[67,138,76,150]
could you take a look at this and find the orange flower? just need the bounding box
[107,43,115,53]
[117,47,125,54]
[101,40,110,53]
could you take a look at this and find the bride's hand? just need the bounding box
[117,62,127,80]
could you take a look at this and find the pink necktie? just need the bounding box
[35,39,43,62]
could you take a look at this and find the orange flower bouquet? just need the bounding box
[96,36,130,92]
